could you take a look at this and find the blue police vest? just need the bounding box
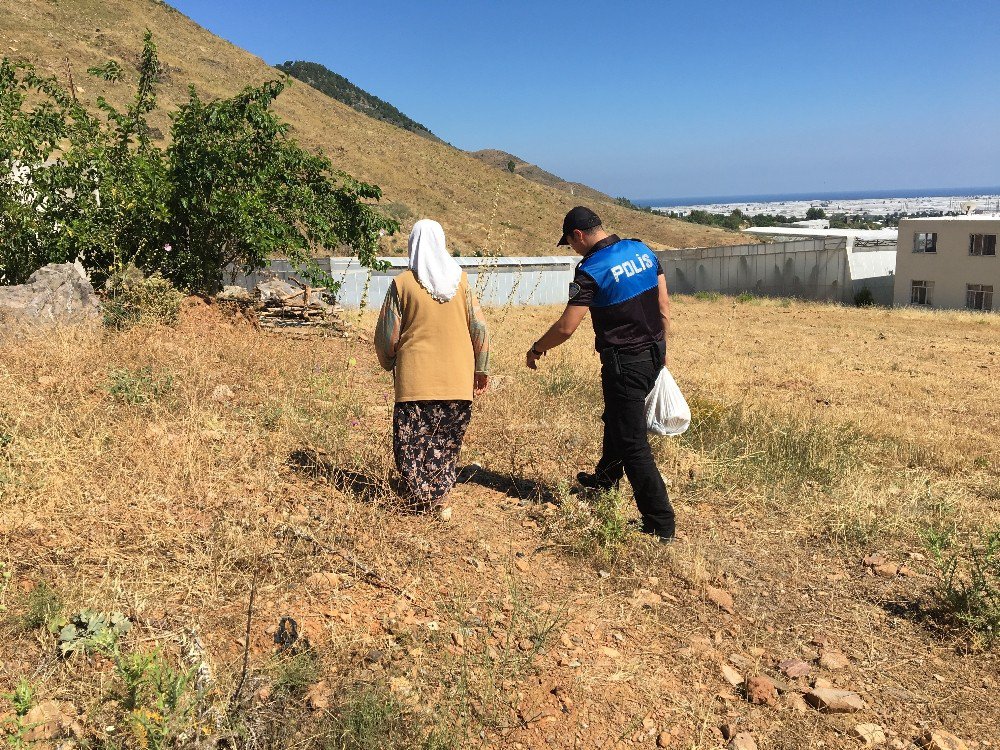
[577,239,659,308]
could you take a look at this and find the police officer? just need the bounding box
[525,207,675,541]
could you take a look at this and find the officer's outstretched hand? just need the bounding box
[525,349,542,370]
[474,373,488,396]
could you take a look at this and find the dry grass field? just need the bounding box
[0,0,750,257]
[1,295,997,749]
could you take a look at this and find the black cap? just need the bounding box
[557,206,602,246]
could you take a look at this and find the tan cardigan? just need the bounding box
[377,270,479,402]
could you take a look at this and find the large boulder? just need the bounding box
[0,262,101,324]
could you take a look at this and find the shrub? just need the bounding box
[107,367,174,405]
[735,292,755,303]
[21,582,62,631]
[854,286,876,307]
[102,264,184,329]
[693,291,721,302]
[928,529,1000,645]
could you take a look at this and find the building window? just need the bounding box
[967,284,994,312]
[969,234,997,256]
[910,280,933,306]
[913,232,937,253]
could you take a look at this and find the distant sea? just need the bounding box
[635,186,1000,208]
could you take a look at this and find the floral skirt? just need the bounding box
[393,400,472,512]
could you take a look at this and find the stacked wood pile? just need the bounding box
[217,277,351,335]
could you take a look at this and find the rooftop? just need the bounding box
[743,227,898,241]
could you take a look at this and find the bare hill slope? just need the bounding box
[471,149,611,203]
[0,0,748,255]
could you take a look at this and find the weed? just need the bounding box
[540,363,582,397]
[115,648,196,750]
[928,529,1000,645]
[271,649,322,696]
[735,292,755,303]
[693,291,721,302]
[8,677,34,716]
[1,677,35,750]
[21,581,62,631]
[324,686,457,750]
[58,610,132,656]
[680,396,860,488]
[107,367,174,405]
[103,265,185,330]
[549,490,632,565]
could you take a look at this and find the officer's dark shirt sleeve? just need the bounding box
[567,268,597,307]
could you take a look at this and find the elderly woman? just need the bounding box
[375,219,490,514]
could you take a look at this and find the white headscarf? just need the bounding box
[408,219,462,302]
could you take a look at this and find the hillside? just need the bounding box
[275,60,442,144]
[471,149,611,203]
[0,0,749,257]
[0,298,993,748]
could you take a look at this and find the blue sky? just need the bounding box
[167,0,1000,200]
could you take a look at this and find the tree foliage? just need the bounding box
[0,32,397,292]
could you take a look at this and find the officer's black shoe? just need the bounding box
[576,471,619,491]
[640,524,676,544]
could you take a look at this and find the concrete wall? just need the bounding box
[657,238,857,302]
[234,256,577,308]
[894,216,999,311]
[237,237,899,309]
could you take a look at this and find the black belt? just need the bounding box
[599,341,664,375]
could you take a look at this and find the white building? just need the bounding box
[893,216,998,312]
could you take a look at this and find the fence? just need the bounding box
[235,237,897,308]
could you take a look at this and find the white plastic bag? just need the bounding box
[645,367,691,436]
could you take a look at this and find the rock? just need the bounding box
[874,563,899,578]
[0,263,101,325]
[720,663,743,687]
[811,632,832,647]
[784,693,809,714]
[518,638,534,652]
[918,730,969,750]
[217,285,251,301]
[813,677,834,689]
[818,650,851,670]
[438,506,453,522]
[598,646,621,658]
[22,701,79,742]
[211,384,235,402]
[862,553,887,567]
[852,723,887,746]
[728,732,758,750]
[705,586,735,614]
[778,658,812,678]
[306,571,342,590]
[745,675,778,706]
[305,681,330,711]
[657,731,672,748]
[804,687,865,713]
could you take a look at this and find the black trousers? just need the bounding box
[594,347,676,536]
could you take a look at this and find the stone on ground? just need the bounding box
[0,262,100,324]
[852,723,887,746]
[818,649,851,670]
[705,585,735,614]
[720,663,743,687]
[778,658,812,678]
[728,732,758,750]
[745,675,778,706]
[804,687,865,713]
[919,730,969,750]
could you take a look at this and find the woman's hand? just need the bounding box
[474,373,488,396]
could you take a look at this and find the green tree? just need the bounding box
[805,206,827,220]
[506,159,516,173]
[0,32,397,293]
